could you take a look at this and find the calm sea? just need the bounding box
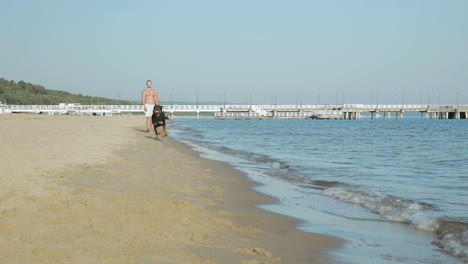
[169,117,467,264]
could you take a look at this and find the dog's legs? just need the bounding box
[153,125,159,140]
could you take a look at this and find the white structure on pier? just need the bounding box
[1,103,468,119]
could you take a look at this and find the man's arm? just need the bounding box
[141,90,147,111]
[154,90,159,105]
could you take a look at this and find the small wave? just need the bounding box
[433,158,467,166]
[434,220,468,262]
[323,187,468,262]
[323,187,440,230]
[208,145,291,171]
[176,126,205,139]
[172,126,294,176]
[311,180,344,189]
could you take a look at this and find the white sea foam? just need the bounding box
[271,161,281,169]
[323,187,440,230]
[323,187,468,262]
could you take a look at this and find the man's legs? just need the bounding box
[146,117,152,132]
[144,104,155,132]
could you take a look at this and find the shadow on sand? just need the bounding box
[135,128,149,133]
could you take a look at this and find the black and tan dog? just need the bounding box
[151,105,168,140]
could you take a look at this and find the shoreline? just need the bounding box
[167,135,344,263]
[0,114,343,263]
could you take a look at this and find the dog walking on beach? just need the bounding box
[152,105,168,140]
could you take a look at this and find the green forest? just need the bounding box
[0,78,136,105]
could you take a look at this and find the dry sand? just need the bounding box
[0,114,342,264]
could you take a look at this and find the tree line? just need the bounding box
[0,78,136,105]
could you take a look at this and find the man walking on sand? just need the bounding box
[141,80,159,132]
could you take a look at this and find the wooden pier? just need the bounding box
[215,104,468,120]
[1,103,467,120]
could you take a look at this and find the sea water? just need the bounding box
[169,117,467,263]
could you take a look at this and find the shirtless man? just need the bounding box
[141,80,159,132]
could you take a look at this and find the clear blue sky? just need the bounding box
[1,0,467,104]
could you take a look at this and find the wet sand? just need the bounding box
[0,114,342,263]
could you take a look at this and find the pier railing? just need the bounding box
[2,104,468,119]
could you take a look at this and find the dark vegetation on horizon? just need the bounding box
[0,78,136,105]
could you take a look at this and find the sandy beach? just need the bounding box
[0,114,341,264]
